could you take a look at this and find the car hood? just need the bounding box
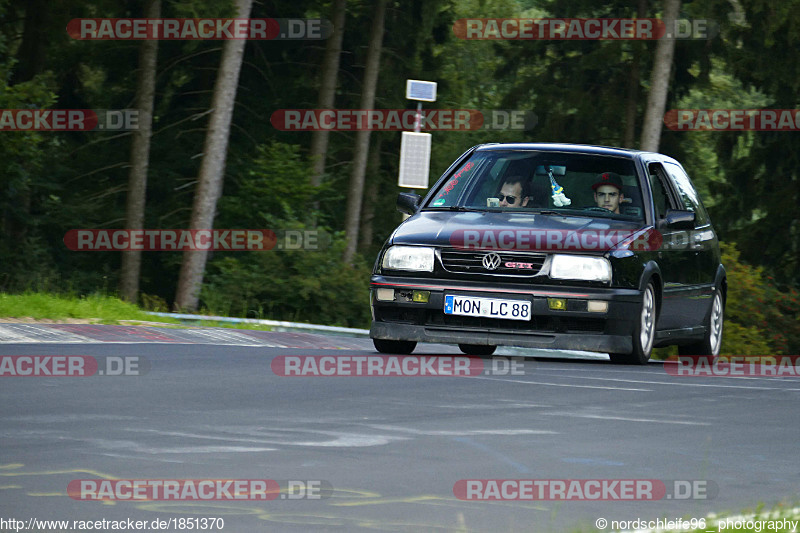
[390,210,646,253]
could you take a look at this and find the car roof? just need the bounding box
[473,142,667,160]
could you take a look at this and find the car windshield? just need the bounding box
[425,149,644,220]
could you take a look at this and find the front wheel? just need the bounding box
[610,282,656,365]
[373,338,417,354]
[458,344,497,356]
[679,287,724,357]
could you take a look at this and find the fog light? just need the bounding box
[548,298,567,310]
[412,290,430,303]
[376,289,395,301]
[587,300,608,313]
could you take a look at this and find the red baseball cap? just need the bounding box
[591,172,623,191]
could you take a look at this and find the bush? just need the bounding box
[720,242,800,355]
[720,321,774,356]
[200,233,371,329]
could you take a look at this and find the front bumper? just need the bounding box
[369,275,643,354]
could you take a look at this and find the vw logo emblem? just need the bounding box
[482,252,501,270]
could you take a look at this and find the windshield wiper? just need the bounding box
[423,205,484,212]
[534,208,614,219]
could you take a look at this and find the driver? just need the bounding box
[496,176,531,208]
[592,172,625,214]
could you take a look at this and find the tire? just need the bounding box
[458,344,497,356]
[373,338,417,354]
[609,282,656,365]
[679,286,724,357]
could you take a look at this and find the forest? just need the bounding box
[0,0,798,354]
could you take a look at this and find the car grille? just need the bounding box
[439,249,546,276]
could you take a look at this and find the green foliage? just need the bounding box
[721,321,773,356]
[706,0,800,286]
[201,236,371,328]
[219,142,319,227]
[0,57,62,290]
[720,242,800,355]
[668,58,769,205]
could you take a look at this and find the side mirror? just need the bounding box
[397,192,422,215]
[664,209,695,229]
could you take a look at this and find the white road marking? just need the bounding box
[127,428,409,448]
[539,412,710,425]
[365,425,558,436]
[524,373,800,391]
[468,375,653,391]
[0,325,93,343]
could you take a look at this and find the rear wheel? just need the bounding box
[373,338,417,354]
[679,287,724,357]
[610,282,656,365]
[458,344,497,356]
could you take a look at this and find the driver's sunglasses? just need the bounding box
[498,194,517,203]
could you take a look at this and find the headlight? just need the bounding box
[381,246,435,272]
[550,254,612,282]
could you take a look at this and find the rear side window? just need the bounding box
[664,163,710,226]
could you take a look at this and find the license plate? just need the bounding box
[444,295,531,321]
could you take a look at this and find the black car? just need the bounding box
[369,143,726,364]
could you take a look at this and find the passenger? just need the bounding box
[592,172,625,214]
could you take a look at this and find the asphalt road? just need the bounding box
[1,327,799,532]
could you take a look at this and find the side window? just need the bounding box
[647,163,673,221]
[664,163,710,226]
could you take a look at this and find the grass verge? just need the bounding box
[0,292,285,331]
[0,292,180,325]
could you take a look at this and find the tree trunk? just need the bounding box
[119,0,160,303]
[173,0,253,311]
[640,0,681,152]
[358,136,381,251]
[11,0,48,84]
[342,0,387,265]
[4,0,48,246]
[309,0,347,188]
[623,0,648,148]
